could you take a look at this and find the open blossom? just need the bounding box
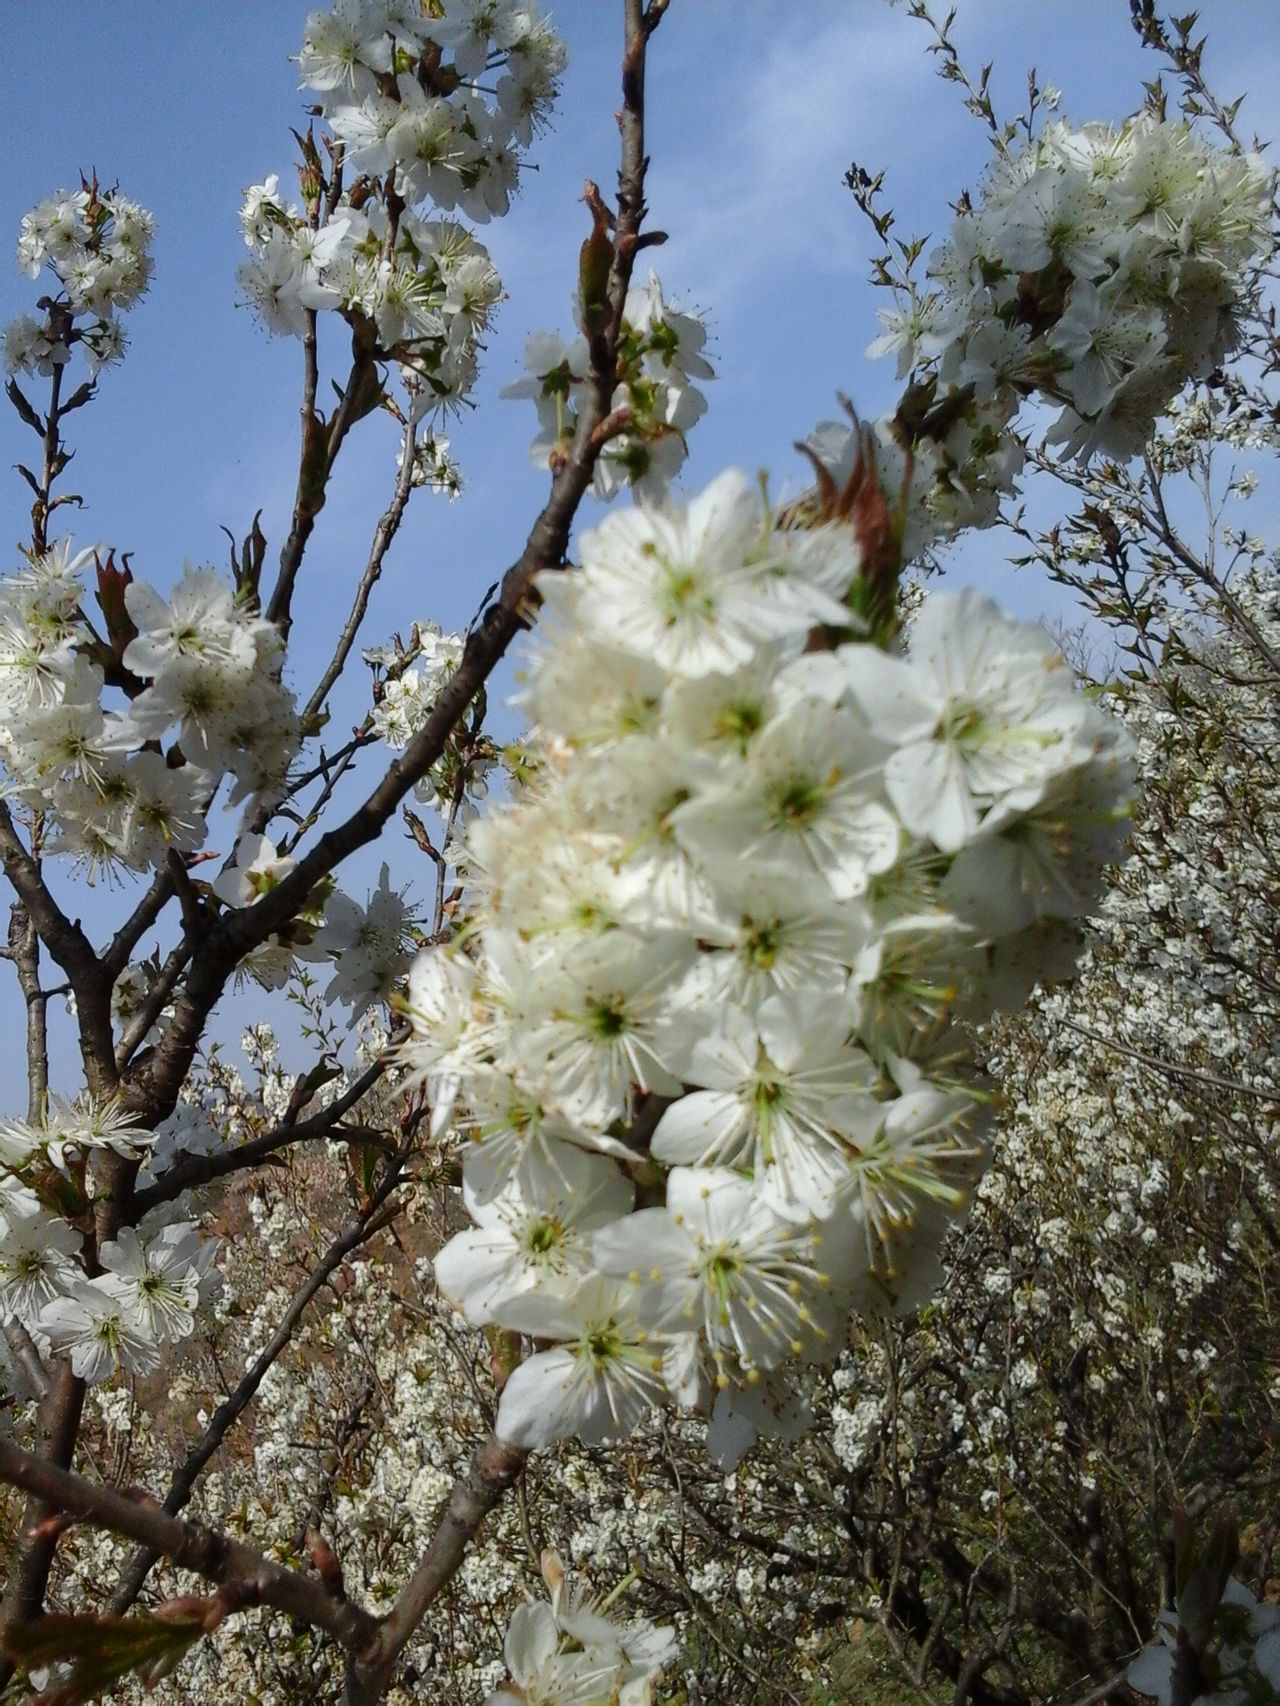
[649,998,879,1217]
[593,1168,840,1374]
[493,1276,673,1449]
[0,1189,82,1330]
[211,834,297,908]
[861,113,1274,503]
[842,587,1109,852]
[486,1557,676,1706]
[433,1148,634,1325]
[310,863,421,1019]
[5,184,152,399]
[1128,1577,1280,1706]
[97,1223,217,1345]
[40,1279,164,1384]
[503,271,714,500]
[402,469,1130,1460]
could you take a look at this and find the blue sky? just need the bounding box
[2,0,1276,1102]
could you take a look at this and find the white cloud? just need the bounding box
[648,10,933,317]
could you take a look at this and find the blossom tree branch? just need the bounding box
[0,1437,383,1657]
[268,323,379,641]
[130,1054,393,1215]
[8,899,48,1119]
[301,415,420,725]
[0,1365,87,1689]
[0,802,115,1095]
[128,0,671,1132]
[345,1434,530,1703]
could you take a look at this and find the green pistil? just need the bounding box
[937,702,985,744]
[771,776,826,827]
[586,1326,622,1363]
[743,922,781,971]
[646,319,679,361]
[617,697,659,735]
[716,700,764,748]
[613,439,652,478]
[753,1075,785,1161]
[706,1253,738,1324]
[587,997,628,1039]
[527,1219,561,1256]
[662,567,710,614]
[539,361,574,400]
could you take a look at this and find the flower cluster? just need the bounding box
[831,116,1275,562]
[237,176,502,409]
[4,180,153,378]
[503,270,714,499]
[310,861,422,1018]
[404,468,1131,1465]
[238,0,565,411]
[367,619,464,748]
[485,1551,676,1706]
[0,545,300,874]
[365,618,497,819]
[301,0,565,222]
[0,1099,217,1384]
[706,561,1280,1695]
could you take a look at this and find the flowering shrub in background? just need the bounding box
[0,1,1275,1703]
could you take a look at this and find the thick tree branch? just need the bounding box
[0,1438,381,1656]
[348,1433,529,1702]
[9,901,48,1119]
[102,870,174,987]
[0,804,114,1092]
[2,1320,51,1401]
[0,1365,87,1690]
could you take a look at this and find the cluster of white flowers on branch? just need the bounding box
[485,1549,675,1706]
[0,545,299,874]
[0,1096,218,1385]
[238,0,564,415]
[404,465,1133,1466]
[4,179,152,380]
[302,0,564,220]
[503,269,714,499]
[829,112,1275,560]
[5,3,1280,1701]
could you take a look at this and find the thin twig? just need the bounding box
[131,1054,392,1214]
[303,418,420,724]
[1057,1016,1280,1103]
[112,1139,412,1612]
